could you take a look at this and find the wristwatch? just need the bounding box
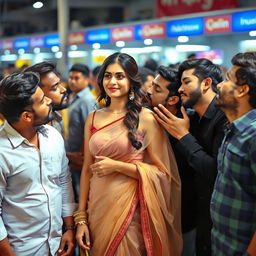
[65,224,76,231]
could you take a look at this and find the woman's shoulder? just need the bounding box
[139,107,158,128]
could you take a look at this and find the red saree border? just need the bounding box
[105,187,139,256]
[139,178,154,256]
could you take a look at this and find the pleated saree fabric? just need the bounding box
[83,110,182,256]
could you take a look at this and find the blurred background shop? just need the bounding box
[0,0,256,76]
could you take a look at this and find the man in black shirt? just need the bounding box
[151,65,197,256]
[153,59,227,256]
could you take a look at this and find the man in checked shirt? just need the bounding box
[211,52,256,255]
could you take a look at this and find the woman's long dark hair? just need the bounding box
[97,52,144,150]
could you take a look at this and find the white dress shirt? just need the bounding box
[0,121,76,256]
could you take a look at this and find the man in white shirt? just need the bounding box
[0,72,76,256]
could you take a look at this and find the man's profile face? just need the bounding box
[30,87,54,126]
[216,65,239,113]
[40,72,69,111]
[151,74,171,107]
[178,68,202,109]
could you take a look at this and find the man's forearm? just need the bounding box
[0,237,15,256]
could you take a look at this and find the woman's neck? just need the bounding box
[107,98,127,113]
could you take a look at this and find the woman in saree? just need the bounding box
[75,52,183,256]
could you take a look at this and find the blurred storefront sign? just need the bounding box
[30,36,44,48]
[232,10,256,32]
[68,32,85,45]
[2,40,13,50]
[204,15,232,34]
[167,17,204,37]
[111,27,134,41]
[86,28,110,44]
[157,0,238,17]
[44,34,60,47]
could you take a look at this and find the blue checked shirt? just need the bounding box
[211,109,256,256]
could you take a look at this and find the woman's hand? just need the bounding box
[90,156,119,177]
[76,224,90,251]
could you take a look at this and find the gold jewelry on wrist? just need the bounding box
[73,210,88,226]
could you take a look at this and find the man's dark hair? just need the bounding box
[157,65,181,108]
[144,58,158,72]
[24,61,59,87]
[92,66,101,77]
[138,67,155,84]
[0,72,39,124]
[178,58,223,92]
[70,63,90,77]
[232,52,256,108]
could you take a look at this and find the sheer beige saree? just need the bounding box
[85,112,182,256]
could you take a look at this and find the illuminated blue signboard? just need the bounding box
[232,10,256,32]
[167,17,204,37]
[44,34,60,47]
[14,38,30,50]
[86,29,110,44]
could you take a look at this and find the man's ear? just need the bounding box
[166,95,180,106]
[237,84,250,98]
[202,77,212,92]
[20,111,33,123]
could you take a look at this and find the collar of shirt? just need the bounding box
[2,120,28,148]
[77,87,91,99]
[203,97,219,120]
[52,111,63,122]
[231,109,256,134]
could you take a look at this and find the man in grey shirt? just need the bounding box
[66,63,97,202]
[0,72,76,256]
[25,62,69,137]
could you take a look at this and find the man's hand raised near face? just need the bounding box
[153,104,190,140]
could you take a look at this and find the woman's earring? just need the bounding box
[105,95,110,102]
[129,89,135,101]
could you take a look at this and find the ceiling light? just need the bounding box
[116,41,125,47]
[51,46,59,52]
[144,39,153,45]
[92,43,101,49]
[175,45,210,52]
[70,45,78,51]
[249,31,256,37]
[33,1,43,9]
[33,47,41,54]
[178,36,189,43]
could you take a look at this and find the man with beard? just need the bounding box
[153,58,227,256]
[211,52,256,255]
[25,62,69,137]
[0,72,76,256]
[151,66,197,256]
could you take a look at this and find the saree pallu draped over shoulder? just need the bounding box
[85,112,182,256]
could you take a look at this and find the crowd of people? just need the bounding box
[0,51,255,256]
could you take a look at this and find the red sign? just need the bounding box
[141,23,166,38]
[157,0,238,17]
[111,27,134,41]
[68,32,85,45]
[2,40,13,50]
[204,15,232,34]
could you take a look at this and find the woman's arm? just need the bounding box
[76,112,94,251]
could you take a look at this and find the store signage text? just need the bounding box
[44,34,60,47]
[167,17,204,36]
[141,23,166,38]
[111,27,134,41]
[204,15,231,33]
[232,10,256,32]
[86,29,110,44]
[30,36,44,48]
[68,32,85,45]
